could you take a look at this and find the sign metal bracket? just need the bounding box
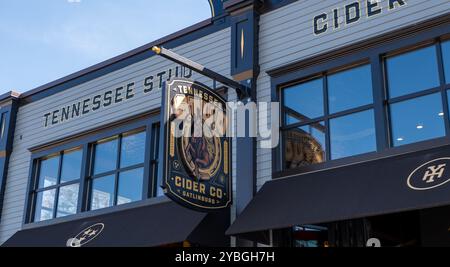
[152,46,251,100]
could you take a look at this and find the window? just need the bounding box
[386,45,447,147]
[281,64,376,169]
[328,65,373,113]
[33,148,82,222]
[284,78,324,124]
[89,130,146,211]
[391,94,445,146]
[330,110,376,160]
[278,36,450,173]
[28,117,160,224]
[385,46,440,98]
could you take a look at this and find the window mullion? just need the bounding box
[437,41,447,88]
[323,75,331,162]
[326,105,374,120]
[53,152,63,219]
[143,123,153,198]
[35,181,78,193]
[153,124,161,195]
[281,117,326,131]
[371,54,389,151]
[388,86,442,104]
[91,169,118,179]
[114,136,122,206]
[78,143,90,213]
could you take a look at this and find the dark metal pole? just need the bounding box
[152,46,251,100]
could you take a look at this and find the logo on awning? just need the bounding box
[66,223,105,247]
[407,158,450,191]
[162,79,232,212]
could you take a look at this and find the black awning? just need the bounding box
[227,144,450,240]
[3,198,229,247]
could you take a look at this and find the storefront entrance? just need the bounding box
[274,206,450,247]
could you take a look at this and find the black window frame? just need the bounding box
[24,113,161,225]
[32,148,83,222]
[280,60,376,165]
[88,129,147,211]
[271,22,450,178]
[384,41,450,147]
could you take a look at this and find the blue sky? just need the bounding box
[0,0,211,95]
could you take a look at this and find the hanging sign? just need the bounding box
[162,79,232,212]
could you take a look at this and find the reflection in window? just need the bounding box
[60,149,82,183]
[328,65,373,114]
[93,137,119,175]
[90,130,146,210]
[330,110,376,160]
[442,40,450,84]
[117,168,144,205]
[57,184,79,218]
[34,189,56,222]
[284,78,324,125]
[120,132,146,168]
[284,122,326,169]
[34,148,82,222]
[391,93,445,147]
[91,175,115,211]
[386,46,440,98]
[38,155,59,189]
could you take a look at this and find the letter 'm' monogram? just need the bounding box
[423,164,447,184]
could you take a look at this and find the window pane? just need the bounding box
[442,40,450,84]
[117,168,144,205]
[90,175,115,211]
[120,131,146,168]
[38,155,59,189]
[56,184,79,218]
[284,122,326,169]
[328,65,373,113]
[34,189,56,222]
[386,46,440,98]
[60,149,82,183]
[330,110,376,159]
[391,93,445,147]
[283,78,324,124]
[93,137,118,175]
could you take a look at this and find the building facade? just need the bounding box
[1,0,450,247]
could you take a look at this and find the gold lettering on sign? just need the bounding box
[224,141,229,174]
[170,126,175,157]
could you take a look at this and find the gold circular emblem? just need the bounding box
[179,136,222,181]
